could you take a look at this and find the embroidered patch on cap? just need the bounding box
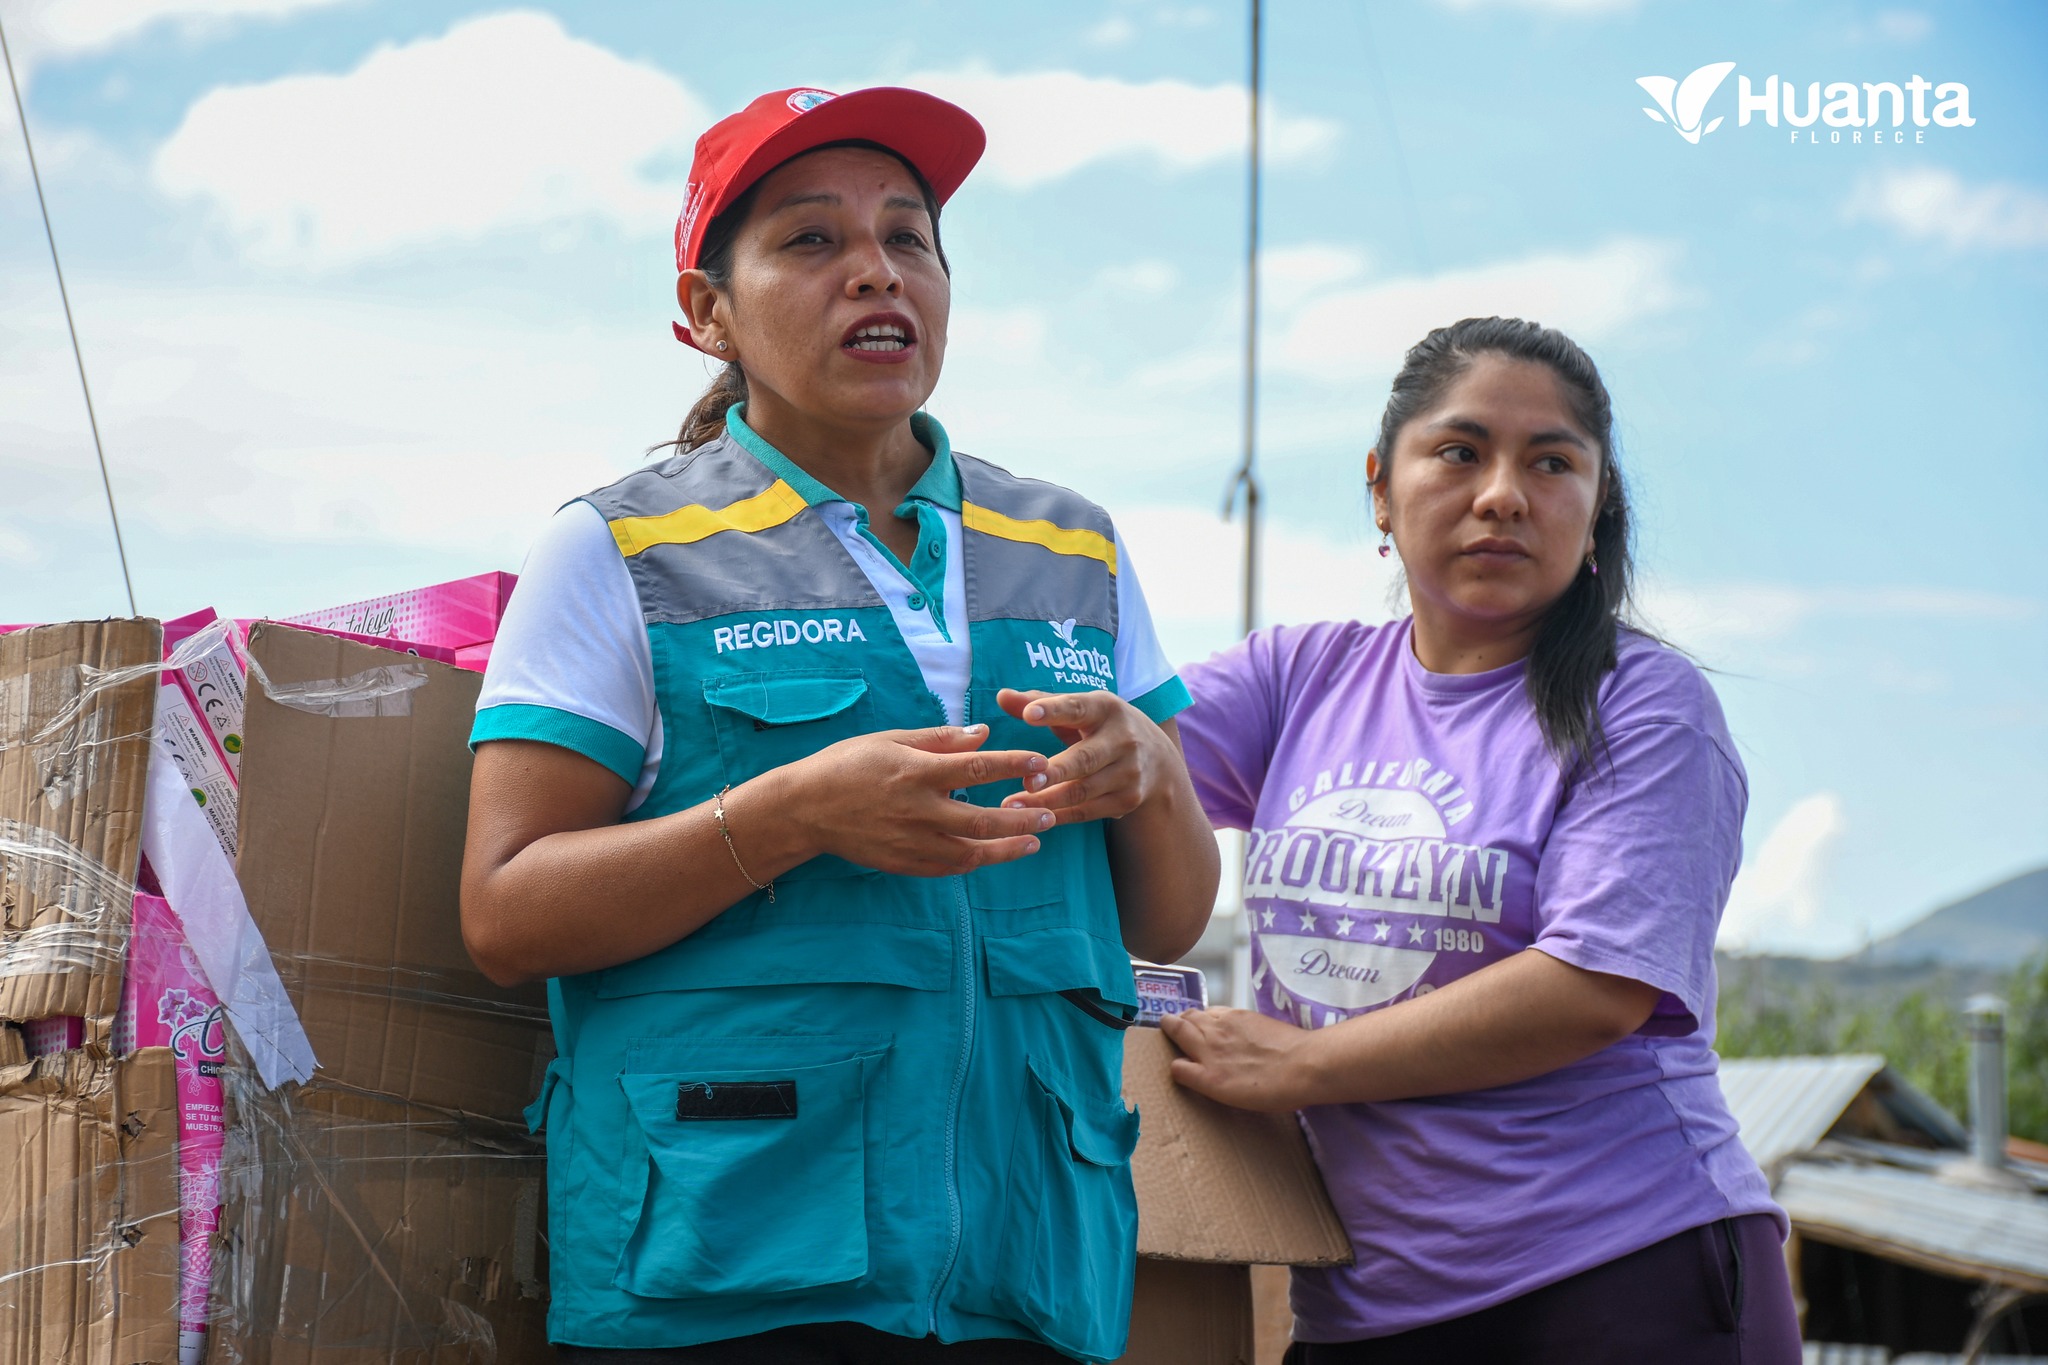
[786,89,836,113]
[675,1079,798,1120]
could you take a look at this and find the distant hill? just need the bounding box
[1858,867,2048,970]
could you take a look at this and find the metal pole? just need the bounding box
[1965,994,2009,1172]
[1236,0,1263,639]
[1,15,138,616]
[1224,0,1264,1008]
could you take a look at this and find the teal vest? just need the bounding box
[530,432,1143,1361]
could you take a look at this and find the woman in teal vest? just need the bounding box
[459,87,1220,1364]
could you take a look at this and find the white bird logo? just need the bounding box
[1636,62,1736,144]
[1049,618,1079,647]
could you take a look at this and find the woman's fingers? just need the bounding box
[922,744,1050,792]
[1002,752,1142,824]
[894,722,994,753]
[1009,688,1117,732]
[934,799,1056,841]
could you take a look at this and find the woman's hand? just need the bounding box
[1159,1008,1320,1113]
[1159,951,1664,1112]
[987,688,1219,964]
[994,688,1180,824]
[784,723,1059,877]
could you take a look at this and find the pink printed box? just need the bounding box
[279,571,516,673]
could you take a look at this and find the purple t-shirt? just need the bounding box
[1178,618,1782,1341]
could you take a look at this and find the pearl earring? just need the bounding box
[715,340,728,352]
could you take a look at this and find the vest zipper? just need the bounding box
[928,705,978,1335]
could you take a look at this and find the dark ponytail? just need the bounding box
[1373,316,1640,770]
[660,140,950,454]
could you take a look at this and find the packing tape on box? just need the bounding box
[141,739,316,1090]
[2,619,429,772]
[240,648,427,719]
[0,618,235,763]
[0,818,137,951]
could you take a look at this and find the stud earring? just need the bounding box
[715,340,728,352]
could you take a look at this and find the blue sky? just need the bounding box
[4,0,2043,956]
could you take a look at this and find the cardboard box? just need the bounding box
[210,1075,549,1365]
[233,624,552,1122]
[1117,1027,1351,1365]
[0,620,160,1045]
[0,1048,180,1365]
[279,574,516,676]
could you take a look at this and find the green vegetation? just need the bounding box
[1717,953,2048,1145]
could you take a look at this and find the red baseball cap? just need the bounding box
[671,86,986,347]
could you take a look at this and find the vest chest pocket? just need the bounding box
[611,1036,889,1300]
[705,670,875,881]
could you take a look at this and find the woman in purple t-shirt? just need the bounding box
[1162,318,1801,1363]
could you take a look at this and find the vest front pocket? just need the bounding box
[612,1041,882,1299]
[978,1056,1141,1361]
[705,669,875,881]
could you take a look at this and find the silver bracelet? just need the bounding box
[713,785,774,902]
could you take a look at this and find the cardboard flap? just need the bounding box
[1123,1027,1352,1266]
[236,624,551,1121]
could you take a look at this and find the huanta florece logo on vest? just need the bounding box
[1637,62,1975,146]
[1027,618,1113,690]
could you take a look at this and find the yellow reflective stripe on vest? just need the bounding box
[608,480,808,557]
[961,501,1118,575]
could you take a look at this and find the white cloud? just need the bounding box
[144,24,1345,265]
[13,0,346,53]
[1097,259,1181,296]
[0,275,666,601]
[1260,243,1368,311]
[1846,167,2048,252]
[1638,579,2040,657]
[1872,9,1934,43]
[1273,238,1684,382]
[1115,504,1402,666]
[1084,16,1138,47]
[900,65,1339,189]
[151,11,706,266]
[1719,793,1849,953]
[0,524,39,566]
[1,0,347,71]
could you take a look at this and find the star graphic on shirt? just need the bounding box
[1334,916,1355,937]
[1406,923,1427,945]
[1373,919,1390,941]
[1298,910,1318,932]
[1260,908,1276,929]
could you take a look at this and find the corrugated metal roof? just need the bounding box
[1721,1054,1886,1172]
[1778,1160,2048,1291]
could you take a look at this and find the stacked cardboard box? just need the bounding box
[1,621,552,1363]
[2,617,1346,1365]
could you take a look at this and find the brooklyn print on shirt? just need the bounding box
[1246,757,1512,1029]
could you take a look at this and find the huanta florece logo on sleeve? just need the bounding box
[1637,62,1975,146]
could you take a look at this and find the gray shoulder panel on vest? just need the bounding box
[579,434,881,627]
[955,453,1118,638]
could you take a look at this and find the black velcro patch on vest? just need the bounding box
[674,1080,798,1120]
